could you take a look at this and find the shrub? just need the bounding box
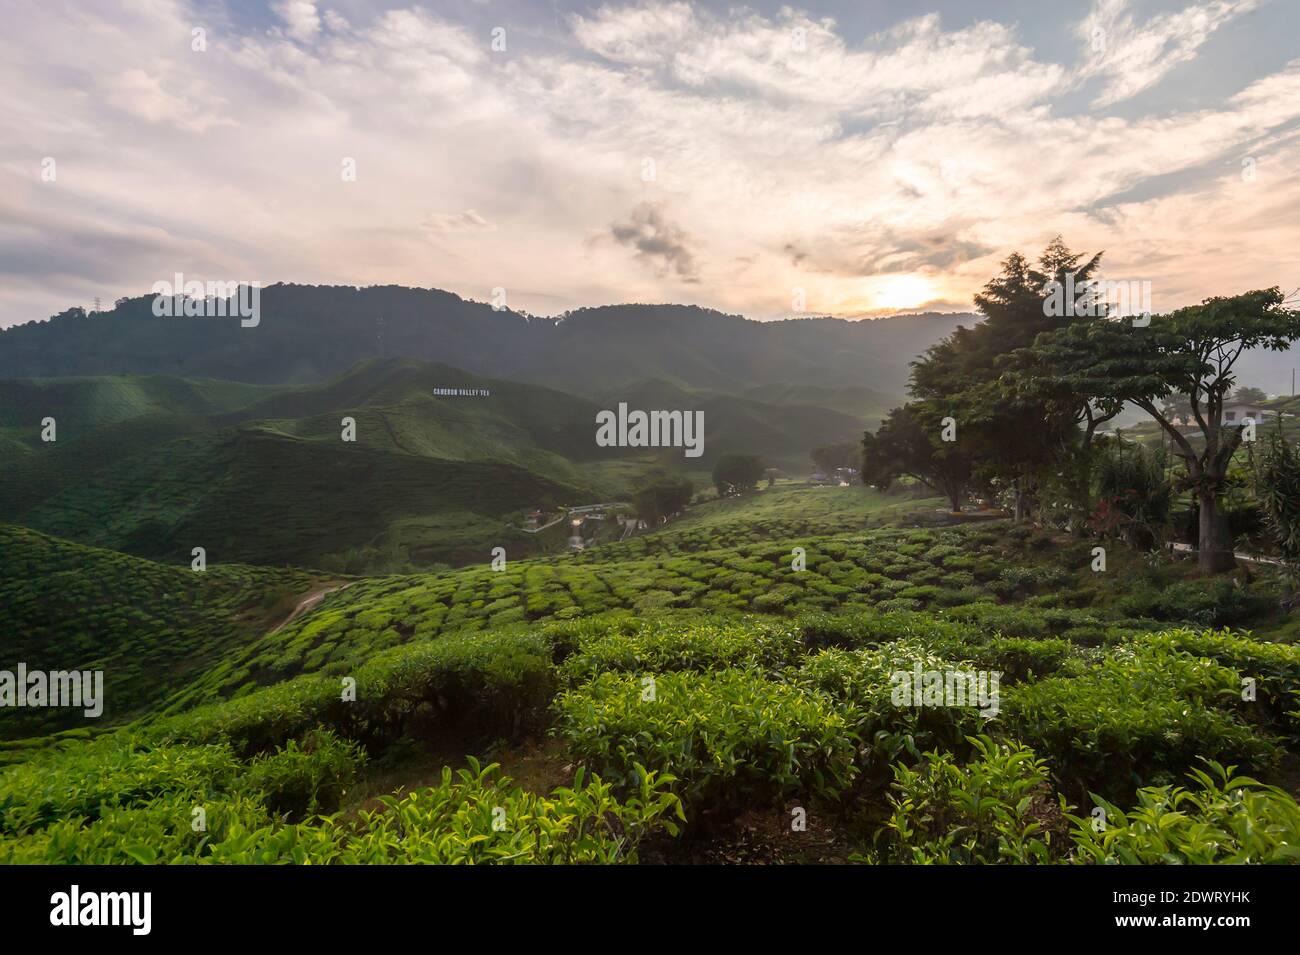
[559,617,802,685]
[555,669,858,816]
[0,793,271,864]
[156,628,557,755]
[792,642,987,774]
[1068,761,1300,864]
[965,637,1073,683]
[1003,642,1278,799]
[245,729,365,820]
[1140,629,1300,734]
[0,739,240,836]
[873,736,1061,864]
[210,759,682,864]
[1116,579,1269,628]
[1,759,685,865]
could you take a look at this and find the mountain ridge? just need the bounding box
[0,284,977,396]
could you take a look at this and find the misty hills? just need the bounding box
[0,284,973,396]
[0,357,881,570]
[600,378,875,462]
[0,284,977,571]
[0,361,599,570]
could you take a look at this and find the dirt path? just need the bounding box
[271,582,353,634]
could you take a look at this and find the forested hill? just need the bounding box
[0,284,974,396]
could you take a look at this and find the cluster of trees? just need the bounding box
[810,442,859,474]
[861,238,1300,573]
[632,476,694,527]
[628,453,771,531]
[712,453,765,497]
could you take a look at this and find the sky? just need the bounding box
[2,0,1299,328]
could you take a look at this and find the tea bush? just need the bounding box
[869,742,1300,865]
[791,643,985,772]
[1003,643,1278,799]
[1,757,682,865]
[0,739,240,837]
[1068,761,1300,864]
[155,627,558,756]
[555,669,858,815]
[245,729,365,820]
[1138,628,1300,733]
[874,736,1060,864]
[559,616,804,685]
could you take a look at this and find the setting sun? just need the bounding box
[869,273,937,311]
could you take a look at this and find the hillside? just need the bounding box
[595,378,872,469]
[0,286,972,396]
[4,492,1297,865]
[0,524,317,739]
[0,359,899,567]
[740,383,897,429]
[0,375,273,448]
[0,361,608,570]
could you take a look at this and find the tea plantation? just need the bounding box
[2,488,1297,864]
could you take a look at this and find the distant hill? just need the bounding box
[0,358,898,566]
[739,382,897,428]
[0,284,975,396]
[0,374,273,440]
[0,361,606,570]
[596,378,871,470]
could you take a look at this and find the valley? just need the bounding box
[1,284,1298,868]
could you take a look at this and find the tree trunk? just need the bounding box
[1013,485,1027,523]
[1197,491,1236,573]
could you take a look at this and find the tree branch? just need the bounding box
[1134,397,1199,467]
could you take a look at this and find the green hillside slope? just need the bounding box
[0,524,317,739]
[597,378,869,468]
[0,361,613,570]
[0,360,887,568]
[0,375,272,447]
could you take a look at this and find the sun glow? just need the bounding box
[868,273,937,311]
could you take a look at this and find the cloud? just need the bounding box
[1077,0,1261,107]
[102,67,234,132]
[273,0,322,44]
[1,0,1298,329]
[421,210,496,233]
[608,202,700,282]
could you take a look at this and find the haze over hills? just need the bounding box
[0,362,608,569]
[0,284,973,397]
[0,358,880,570]
[597,378,868,467]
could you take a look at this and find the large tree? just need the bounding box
[712,453,765,497]
[894,238,1107,521]
[861,405,972,511]
[632,476,693,526]
[1019,288,1300,572]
